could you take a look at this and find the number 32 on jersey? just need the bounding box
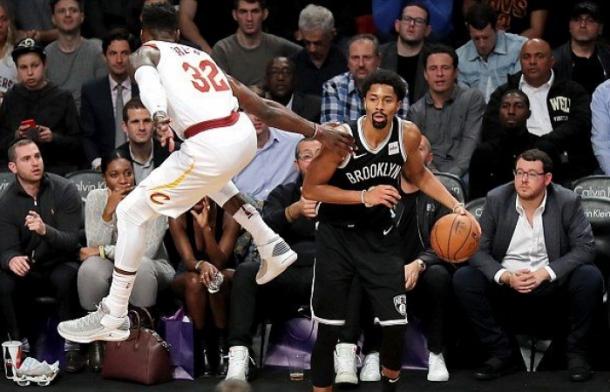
[182,60,230,93]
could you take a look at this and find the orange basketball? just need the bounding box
[430,213,481,263]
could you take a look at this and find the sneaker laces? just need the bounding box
[70,306,105,330]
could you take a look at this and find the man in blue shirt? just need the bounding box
[456,3,526,102]
[591,79,610,174]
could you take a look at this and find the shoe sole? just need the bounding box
[427,375,449,382]
[255,249,297,285]
[360,374,381,382]
[57,327,130,344]
[335,373,359,385]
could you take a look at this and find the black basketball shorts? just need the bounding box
[311,221,408,326]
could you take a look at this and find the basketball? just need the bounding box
[430,213,481,263]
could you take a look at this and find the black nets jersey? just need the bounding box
[318,115,407,229]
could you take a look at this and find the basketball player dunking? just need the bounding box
[57,3,352,344]
[303,69,476,392]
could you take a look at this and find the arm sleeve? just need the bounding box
[84,189,116,247]
[134,65,168,115]
[591,83,610,174]
[321,80,341,123]
[545,196,596,279]
[44,182,83,252]
[451,89,485,176]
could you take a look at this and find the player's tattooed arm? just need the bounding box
[228,76,354,155]
[129,44,161,73]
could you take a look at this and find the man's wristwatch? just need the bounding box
[416,259,426,272]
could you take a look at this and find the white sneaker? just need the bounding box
[334,343,358,385]
[360,352,381,382]
[225,346,252,381]
[255,236,297,285]
[57,302,130,344]
[427,352,449,382]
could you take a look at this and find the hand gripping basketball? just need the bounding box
[430,213,481,263]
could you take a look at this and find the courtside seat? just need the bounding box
[465,197,485,221]
[436,172,467,203]
[572,175,610,200]
[65,170,105,204]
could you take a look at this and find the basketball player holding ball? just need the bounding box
[57,3,353,344]
[303,69,478,392]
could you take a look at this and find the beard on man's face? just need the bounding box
[371,112,388,129]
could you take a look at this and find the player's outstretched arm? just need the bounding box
[228,77,354,155]
[402,122,462,213]
[130,45,175,151]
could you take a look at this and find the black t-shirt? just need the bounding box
[487,0,550,35]
[571,49,606,94]
[397,53,420,104]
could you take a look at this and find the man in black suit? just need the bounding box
[81,28,138,170]
[264,56,321,123]
[454,149,603,382]
[116,98,169,184]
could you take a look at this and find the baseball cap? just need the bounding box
[11,38,46,63]
[571,1,602,22]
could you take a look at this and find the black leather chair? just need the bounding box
[0,171,15,196]
[436,172,467,203]
[571,175,610,200]
[65,169,105,204]
[465,197,485,221]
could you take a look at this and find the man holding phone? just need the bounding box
[0,38,84,175]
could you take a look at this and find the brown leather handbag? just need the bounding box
[101,309,172,385]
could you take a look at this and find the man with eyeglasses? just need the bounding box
[265,56,321,123]
[380,2,431,103]
[553,1,610,95]
[225,138,322,381]
[293,4,347,97]
[454,148,602,382]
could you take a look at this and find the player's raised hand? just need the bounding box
[153,111,175,152]
[314,123,354,156]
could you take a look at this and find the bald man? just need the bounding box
[481,38,596,184]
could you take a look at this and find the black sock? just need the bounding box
[381,375,400,392]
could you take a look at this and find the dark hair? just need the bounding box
[102,28,137,54]
[347,33,380,56]
[295,137,316,159]
[516,149,553,173]
[500,89,530,108]
[233,0,266,10]
[423,43,458,68]
[401,2,430,25]
[50,0,83,13]
[122,97,148,122]
[8,137,36,162]
[465,2,497,30]
[361,69,406,102]
[265,56,295,77]
[141,2,178,34]
[101,149,133,174]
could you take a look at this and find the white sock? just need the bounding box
[232,203,276,245]
[104,271,136,318]
[103,190,154,318]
